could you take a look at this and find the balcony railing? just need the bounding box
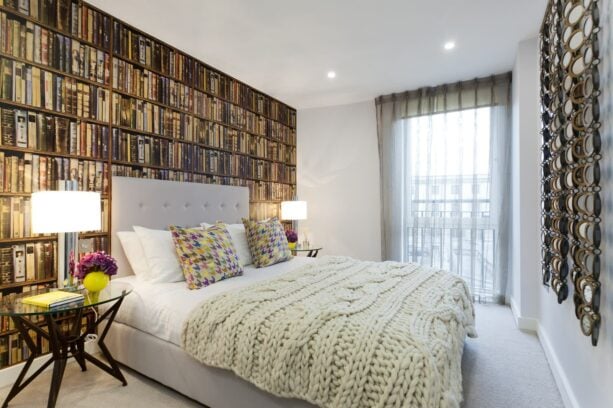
[405,210,496,301]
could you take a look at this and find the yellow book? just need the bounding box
[22,291,84,308]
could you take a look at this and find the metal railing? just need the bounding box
[405,216,496,300]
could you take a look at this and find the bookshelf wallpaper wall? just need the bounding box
[0,0,296,368]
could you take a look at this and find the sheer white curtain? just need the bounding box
[376,74,512,302]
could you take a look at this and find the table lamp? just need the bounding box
[281,200,307,246]
[31,182,101,289]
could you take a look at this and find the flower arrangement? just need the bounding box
[285,229,298,243]
[74,251,118,280]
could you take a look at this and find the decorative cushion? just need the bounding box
[242,217,292,268]
[201,222,253,266]
[170,224,243,289]
[117,231,150,280]
[133,226,184,283]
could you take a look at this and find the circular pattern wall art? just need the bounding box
[540,0,602,346]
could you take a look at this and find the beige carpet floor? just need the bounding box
[0,304,563,407]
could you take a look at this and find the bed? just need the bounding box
[105,177,475,408]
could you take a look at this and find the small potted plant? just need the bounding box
[285,229,298,250]
[74,252,118,296]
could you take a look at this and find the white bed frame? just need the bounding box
[106,177,313,408]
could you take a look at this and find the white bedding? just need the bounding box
[113,257,315,346]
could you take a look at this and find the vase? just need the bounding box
[288,242,297,250]
[83,271,109,298]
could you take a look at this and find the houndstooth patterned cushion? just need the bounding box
[242,217,292,268]
[170,224,243,289]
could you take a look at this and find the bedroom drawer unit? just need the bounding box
[0,284,132,408]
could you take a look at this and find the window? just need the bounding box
[404,107,496,299]
[377,74,511,302]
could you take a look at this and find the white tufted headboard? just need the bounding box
[111,177,249,277]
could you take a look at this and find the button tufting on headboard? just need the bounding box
[111,177,249,278]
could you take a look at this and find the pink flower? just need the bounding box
[74,252,118,279]
[285,229,298,243]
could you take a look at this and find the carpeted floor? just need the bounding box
[0,304,563,407]
[461,304,563,408]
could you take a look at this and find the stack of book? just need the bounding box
[22,290,84,308]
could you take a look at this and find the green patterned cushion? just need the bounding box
[169,224,243,289]
[242,217,292,268]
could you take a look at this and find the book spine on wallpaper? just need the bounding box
[0,0,108,47]
[0,240,55,284]
[0,106,109,159]
[111,163,192,183]
[0,57,109,122]
[111,126,295,184]
[111,93,193,141]
[112,20,191,84]
[0,11,110,84]
[0,234,106,288]
[110,26,294,130]
[0,152,108,193]
[112,57,193,113]
[112,89,296,151]
[11,243,24,282]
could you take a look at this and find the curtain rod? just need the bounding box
[375,72,512,104]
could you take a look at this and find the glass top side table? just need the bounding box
[291,247,323,258]
[0,284,132,408]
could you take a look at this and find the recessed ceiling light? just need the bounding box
[327,71,336,79]
[444,41,456,51]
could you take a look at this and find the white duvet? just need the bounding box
[113,257,315,345]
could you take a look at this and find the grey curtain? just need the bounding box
[376,73,512,302]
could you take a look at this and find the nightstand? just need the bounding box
[291,247,322,258]
[0,284,132,408]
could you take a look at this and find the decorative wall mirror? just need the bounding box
[539,0,602,346]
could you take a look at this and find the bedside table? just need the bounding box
[0,284,132,408]
[291,247,322,258]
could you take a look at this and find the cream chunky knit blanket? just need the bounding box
[182,256,476,408]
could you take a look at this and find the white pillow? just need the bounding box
[117,231,150,279]
[133,226,184,283]
[201,222,252,266]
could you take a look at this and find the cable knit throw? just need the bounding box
[182,256,476,408]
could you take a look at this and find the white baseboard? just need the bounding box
[536,325,579,408]
[0,341,99,389]
[509,297,538,332]
[508,299,578,408]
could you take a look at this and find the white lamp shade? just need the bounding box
[31,191,101,233]
[281,201,307,221]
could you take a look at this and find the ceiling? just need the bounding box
[89,0,547,109]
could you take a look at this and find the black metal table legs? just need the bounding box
[1,298,126,408]
[306,249,319,257]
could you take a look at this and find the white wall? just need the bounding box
[297,101,381,261]
[510,37,541,324]
[511,3,613,406]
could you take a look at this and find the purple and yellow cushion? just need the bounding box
[242,217,292,268]
[169,224,243,289]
